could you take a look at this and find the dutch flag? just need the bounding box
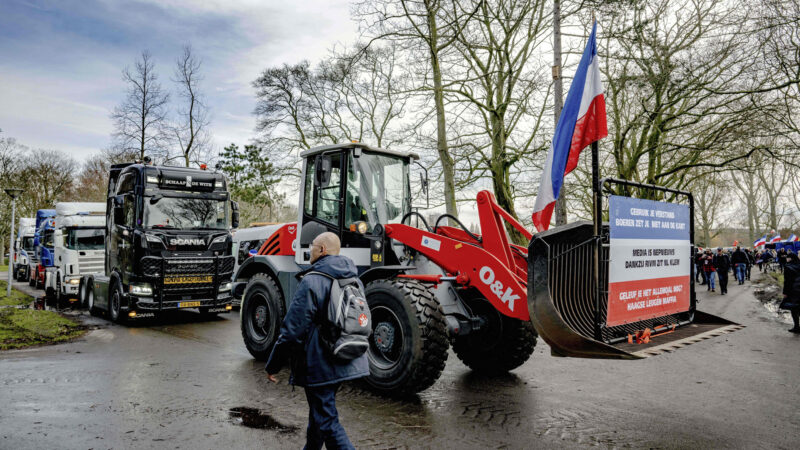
[771,234,782,243]
[754,236,767,247]
[532,21,607,232]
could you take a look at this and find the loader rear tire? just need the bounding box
[241,273,285,361]
[364,278,449,396]
[453,296,537,374]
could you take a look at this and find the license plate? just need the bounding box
[164,275,213,285]
[179,301,201,308]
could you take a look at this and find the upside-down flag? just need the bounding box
[789,234,798,242]
[771,234,782,243]
[754,235,767,247]
[532,21,607,232]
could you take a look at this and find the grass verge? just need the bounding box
[0,279,32,307]
[0,308,85,350]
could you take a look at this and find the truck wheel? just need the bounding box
[452,296,537,374]
[241,273,285,360]
[35,271,43,289]
[28,272,36,287]
[364,279,449,396]
[78,280,87,308]
[109,281,124,323]
[87,284,100,317]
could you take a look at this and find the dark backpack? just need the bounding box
[307,272,372,361]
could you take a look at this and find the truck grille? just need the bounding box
[141,256,235,278]
[78,255,104,274]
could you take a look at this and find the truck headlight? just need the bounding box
[219,282,232,292]
[129,283,153,296]
[210,235,227,246]
[68,278,80,285]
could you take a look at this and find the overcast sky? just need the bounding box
[0,0,357,162]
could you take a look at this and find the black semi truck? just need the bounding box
[80,161,239,322]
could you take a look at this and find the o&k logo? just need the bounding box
[478,266,518,312]
[287,225,296,234]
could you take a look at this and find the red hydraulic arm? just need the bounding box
[384,190,534,321]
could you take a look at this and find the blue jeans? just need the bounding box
[304,383,354,450]
[735,264,746,283]
[706,271,716,290]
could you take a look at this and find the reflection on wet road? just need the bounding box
[1,278,799,449]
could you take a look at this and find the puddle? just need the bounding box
[229,407,298,433]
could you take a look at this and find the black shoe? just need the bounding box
[789,327,800,334]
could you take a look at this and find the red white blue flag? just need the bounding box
[789,234,798,242]
[770,234,782,243]
[532,21,607,232]
[754,236,766,247]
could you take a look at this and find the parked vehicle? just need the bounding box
[12,218,35,282]
[43,202,105,303]
[230,224,281,307]
[234,143,741,397]
[80,161,239,322]
[29,209,56,289]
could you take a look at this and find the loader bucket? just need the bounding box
[527,221,743,359]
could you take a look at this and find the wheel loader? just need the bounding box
[233,142,741,395]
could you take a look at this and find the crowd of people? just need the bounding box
[696,245,800,333]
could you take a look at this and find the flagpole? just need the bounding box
[592,139,602,341]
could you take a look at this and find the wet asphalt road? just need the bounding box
[1,274,799,449]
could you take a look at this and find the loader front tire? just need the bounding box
[241,273,285,361]
[364,278,449,396]
[453,296,537,374]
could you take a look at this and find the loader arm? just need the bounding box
[384,223,529,321]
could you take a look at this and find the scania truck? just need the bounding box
[44,202,105,303]
[80,161,239,322]
[29,209,56,289]
[12,217,35,281]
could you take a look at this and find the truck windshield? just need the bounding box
[144,197,229,230]
[346,152,411,231]
[65,228,104,250]
[23,237,35,251]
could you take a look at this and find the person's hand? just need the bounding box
[267,373,278,384]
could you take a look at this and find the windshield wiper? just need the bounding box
[151,224,177,229]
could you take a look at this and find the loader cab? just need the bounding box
[296,143,418,267]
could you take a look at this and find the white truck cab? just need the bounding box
[46,202,106,302]
[13,218,36,282]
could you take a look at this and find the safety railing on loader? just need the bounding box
[528,177,743,359]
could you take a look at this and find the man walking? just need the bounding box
[731,246,748,285]
[266,232,369,449]
[714,247,731,295]
[702,250,717,292]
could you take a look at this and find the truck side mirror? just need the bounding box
[314,155,332,188]
[113,195,125,226]
[231,201,239,229]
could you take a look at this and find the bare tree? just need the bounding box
[354,0,483,219]
[692,174,728,247]
[71,154,109,202]
[598,0,779,198]
[252,43,412,166]
[445,0,550,240]
[111,50,171,162]
[171,45,211,167]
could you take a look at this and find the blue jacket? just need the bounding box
[265,255,370,387]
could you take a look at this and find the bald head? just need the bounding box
[310,232,341,263]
